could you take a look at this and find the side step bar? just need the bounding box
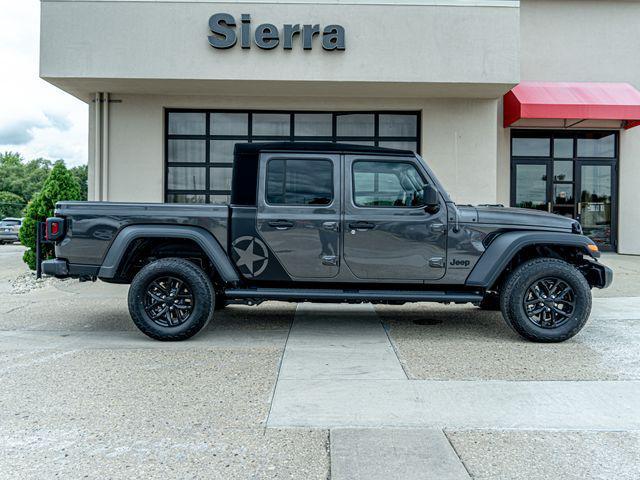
[224,288,483,304]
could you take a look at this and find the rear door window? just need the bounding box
[266,159,333,206]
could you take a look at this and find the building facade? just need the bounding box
[40,0,640,253]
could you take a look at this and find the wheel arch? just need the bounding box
[98,225,239,284]
[466,231,600,290]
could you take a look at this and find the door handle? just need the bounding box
[268,220,294,230]
[322,221,339,232]
[348,221,375,231]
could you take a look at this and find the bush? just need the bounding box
[19,162,82,270]
[0,191,25,218]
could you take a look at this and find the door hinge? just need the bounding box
[429,256,445,268]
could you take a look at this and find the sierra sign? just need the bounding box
[208,13,345,51]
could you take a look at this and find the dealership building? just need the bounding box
[40,0,640,253]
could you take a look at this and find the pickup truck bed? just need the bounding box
[55,202,229,267]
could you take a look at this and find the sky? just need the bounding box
[0,0,87,166]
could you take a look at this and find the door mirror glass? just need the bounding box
[422,184,440,212]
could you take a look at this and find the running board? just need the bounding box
[224,288,483,304]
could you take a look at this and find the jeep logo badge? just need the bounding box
[449,258,471,268]
[208,13,346,51]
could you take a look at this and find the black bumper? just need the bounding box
[41,259,99,279]
[582,260,613,289]
[41,259,69,277]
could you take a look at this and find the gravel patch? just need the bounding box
[9,272,61,294]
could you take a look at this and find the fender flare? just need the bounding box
[98,225,240,283]
[465,231,599,288]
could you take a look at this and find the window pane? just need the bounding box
[336,114,374,136]
[337,140,375,146]
[577,133,615,158]
[514,164,547,210]
[294,113,332,136]
[353,161,426,208]
[266,159,333,205]
[167,194,206,204]
[379,114,417,137]
[210,140,238,164]
[512,137,550,157]
[378,141,417,152]
[554,184,574,205]
[554,138,573,158]
[253,113,291,136]
[210,113,248,135]
[554,160,573,181]
[580,164,613,247]
[210,167,233,191]
[168,112,205,135]
[168,167,206,190]
[209,194,230,205]
[340,140,375,146]
[168,139,206,163]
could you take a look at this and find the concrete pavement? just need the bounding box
[1,244,640,479]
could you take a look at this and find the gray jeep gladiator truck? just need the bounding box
[42,142,612,342]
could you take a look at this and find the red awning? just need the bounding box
[503,82,640,129]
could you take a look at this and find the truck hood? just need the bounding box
[471,206,577,231]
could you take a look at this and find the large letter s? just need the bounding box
[208,13,237,49]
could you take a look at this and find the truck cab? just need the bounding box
[42,143,612,342]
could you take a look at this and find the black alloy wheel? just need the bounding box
[523,277,575,329]
[128,258,214,341]
[500,258,592,342]
[144,276,195,328]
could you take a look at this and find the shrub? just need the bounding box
[0,191,25,218]
[19,162,82,270]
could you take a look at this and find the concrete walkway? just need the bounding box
[268,298,640,478]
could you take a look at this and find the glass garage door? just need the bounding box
[165,110,421,204]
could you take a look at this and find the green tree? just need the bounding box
[19,162,82,270]
[70,164,88,200]
[0,152,52,203]
[0,191,26,218]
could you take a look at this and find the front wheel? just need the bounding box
[500,258,592,342]
[128,258,215,341]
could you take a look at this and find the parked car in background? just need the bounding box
[0,218,23,244]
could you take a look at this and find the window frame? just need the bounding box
[264,157,335,207]
[351,159,429,209]
[165,109,421,204]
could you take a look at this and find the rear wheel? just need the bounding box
[128,258,214,341]
[500,258,592,342]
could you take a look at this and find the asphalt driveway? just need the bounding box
[1,245,639,479]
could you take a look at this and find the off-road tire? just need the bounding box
[128,258,214,341]
[500,258,591,342]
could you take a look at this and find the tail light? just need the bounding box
[45,217,65,242]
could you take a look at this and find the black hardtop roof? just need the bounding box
[233,142,413,156]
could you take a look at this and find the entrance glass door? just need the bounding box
[578,163,615,249]
[511,131,617,251]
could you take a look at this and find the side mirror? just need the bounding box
[422,184,440,213]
